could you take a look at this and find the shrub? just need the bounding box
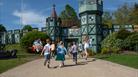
[101,47,110,54]
[20,31,49,49]
[101,32,123,54]
[87,48,96,56]
[124,33,138,51]
[116,29,131,40]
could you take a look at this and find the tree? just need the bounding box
[0,24,6,32]
[20,31,49,49]
[59,4,80,27]
[113,3,131,25]
[22,25,33,31]
[102,11,113,28]
[101,32,123,54]
[130,3,138,25]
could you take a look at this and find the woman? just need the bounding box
[84,40,89,60]
[56,41,67,67]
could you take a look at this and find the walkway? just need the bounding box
[0,58,138,77]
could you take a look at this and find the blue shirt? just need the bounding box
[57,45,67,55]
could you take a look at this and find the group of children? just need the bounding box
[40,39,89,68]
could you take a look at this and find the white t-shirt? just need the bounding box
[43,44,51,55]
[71,45,78,53]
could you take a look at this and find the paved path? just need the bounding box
[0,58,138,77]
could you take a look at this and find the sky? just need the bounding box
[0,0,138,30]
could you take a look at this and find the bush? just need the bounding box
[20,31,49,49]
[116,29,131,40]
[87,48,96,56]
[101,32,123,54]
[124,33,138,51]
[101,47,110,54]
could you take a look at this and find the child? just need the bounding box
[78,41,83,58]
[41,39,51,68]
[51,41,56,58]
[71,42,78,64]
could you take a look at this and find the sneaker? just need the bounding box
[44,62,46,66]
[85,58,87,60]
[59,65,62,68]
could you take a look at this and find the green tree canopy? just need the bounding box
[102,11,113,28]
[130,3,138,25]
[22,25,33,31]
[59,4,80,27]
[0,24,6,32]
[20,31,49,49]
[60,4,78,20]
[113,3,131,25]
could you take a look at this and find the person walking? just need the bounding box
[50,41,56,58]
[83,40,89,60]
[41,39,51,68]
[71,42,78,64]
[56,41,67,68]
[78,41,83,58]
[67,43,72,58]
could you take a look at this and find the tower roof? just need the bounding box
[51,4,57,18]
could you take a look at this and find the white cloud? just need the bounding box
[13,10,47,28]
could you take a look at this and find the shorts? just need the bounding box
[44,54,50,60]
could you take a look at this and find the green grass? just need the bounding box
[0,44,40,74]
[94,54,138,69]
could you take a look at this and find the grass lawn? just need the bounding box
[94,53,138,69]
[0,44,40,74]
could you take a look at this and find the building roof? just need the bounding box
[60,19,80,28]
[51,4,57,19]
